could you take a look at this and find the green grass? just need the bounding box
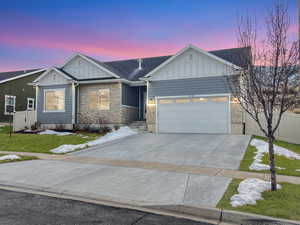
[0,125,12,134]
[0,154,38,164]
[0,126,101,154]
[239,136,300,177]
[217,179,300,221]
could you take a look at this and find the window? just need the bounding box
[27,98,35,111]
[44,89,65,112]
[159,99,173,104]
[211,97,228,102]
[4,95,16,115]
[192,97,208,103]
[175,98,190,103]
[88,89,110,110]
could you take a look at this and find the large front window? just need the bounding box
[88,89,110,110]
[44,89,65,112]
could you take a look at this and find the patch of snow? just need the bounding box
[50,126,137,154]
[38,130,74,136]
[296,169,300,172]
[230,178,281,207]
[0,155,20,161]
[24,129,32,133]
[249,139,300,171]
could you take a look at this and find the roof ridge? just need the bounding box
[209,46,251,53]
[104,55,172,63]
[0,68,39,74]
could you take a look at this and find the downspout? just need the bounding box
[35,85,39,123]
[71,82,78,129]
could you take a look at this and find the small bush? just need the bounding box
[113,124,120,131]
[31,122,38,131]
[100,126,111,134]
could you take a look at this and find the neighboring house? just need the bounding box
[32,44,250,134]
[0,69,45,122]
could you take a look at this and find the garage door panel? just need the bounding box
[157,96,229,134]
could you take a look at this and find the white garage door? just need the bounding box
[157,96,230,133]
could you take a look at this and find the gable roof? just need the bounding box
[33,46,251,84]
[33,67,75,83]
[99,46,250,81]
[209,46,251,69]
[104,55,172,81]
[0,69,45,84]
[62,53,120,79]
[144,44,243,78]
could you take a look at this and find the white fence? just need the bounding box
[245,111,300,144]
[13,111,37,132]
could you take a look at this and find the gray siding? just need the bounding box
[122,84,139,107]
[37,85,73,124]
[148,76,232,97]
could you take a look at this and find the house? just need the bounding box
[32,44,250,134]
[0,69,45,123]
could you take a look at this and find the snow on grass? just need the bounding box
[38,130,74,136]
[0,155,20,161]
[230,178,281,207]
[50,126,137,154]
[249,139,300,171]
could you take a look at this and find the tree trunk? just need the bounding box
[268,137,277,191]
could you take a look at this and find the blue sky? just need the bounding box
[0,0,297,71]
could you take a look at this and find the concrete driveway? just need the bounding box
[72,133,251,170]
[0,133,251,210]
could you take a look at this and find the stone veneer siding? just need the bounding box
[78,82,122,125]
[78,82,139,126]
[146,102,244,134]
[121,106,139,124]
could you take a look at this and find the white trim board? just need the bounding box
[144,44,241,78]
[0,69,46,84]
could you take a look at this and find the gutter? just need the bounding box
[0,69,46,84]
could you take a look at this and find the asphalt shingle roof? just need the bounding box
[99,47,251,81]
[0,69,39,82]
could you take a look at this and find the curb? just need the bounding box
[147,204,300,225]
[0,183,298,225]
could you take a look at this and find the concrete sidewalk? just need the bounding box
[1,150,300,184]
[0,160,231,208]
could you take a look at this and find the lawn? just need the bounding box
[0,126,101,154]
[0,154,38,164]
[239,136,300,177]
[217,179,300,221]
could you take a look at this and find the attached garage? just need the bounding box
[157,95,230,134]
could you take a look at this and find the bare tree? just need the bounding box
[230,0,299,191]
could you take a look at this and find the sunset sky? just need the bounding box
[0,0,298,72]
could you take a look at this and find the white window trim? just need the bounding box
[43,88,66,113]
[4,95,16,115]
[27,98,35,111]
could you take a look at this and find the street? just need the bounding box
[0,189,213,225]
